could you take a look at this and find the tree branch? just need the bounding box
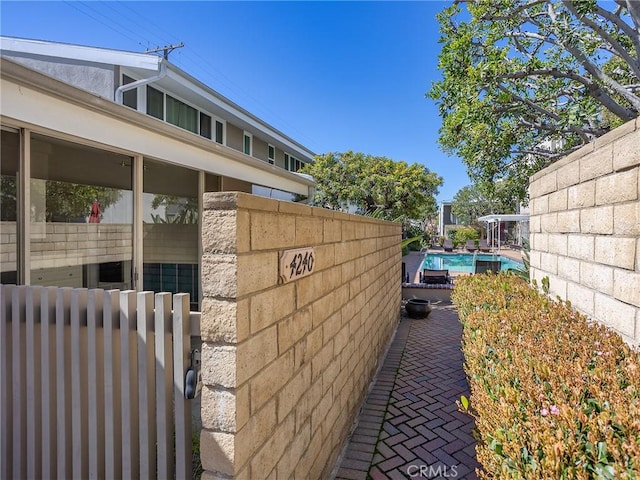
[562,0,640,79]
[479,0,547,21]
[595,4,640,60]
[615,0,640,32]
[542,2,640,116]
[497,84,593,142]
[517,118,607,137]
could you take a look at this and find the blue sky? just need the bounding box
[1,1,470,202]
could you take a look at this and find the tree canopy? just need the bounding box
[451,184,516,225]
[428,0,640,204]
[301,151,443,222]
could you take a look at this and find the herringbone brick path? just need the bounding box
[334,304,481,480]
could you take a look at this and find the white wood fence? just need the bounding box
[0,284,201,479]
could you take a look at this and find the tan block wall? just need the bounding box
[529,118,640,345]
[143,223,198,263]
[0,222,17,272]
[0,222,133,271]
[199,192,402,479]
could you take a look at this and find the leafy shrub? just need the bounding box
[449,226,480,247]
[453,274,640,479]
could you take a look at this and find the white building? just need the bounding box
[1,37,316,309]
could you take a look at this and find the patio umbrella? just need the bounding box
[89,199,101,223]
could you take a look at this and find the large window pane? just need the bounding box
[215,120,224,144]
[200,112,212,139]
[30,134,133,289]
[122,74,137,110]
[1,128,19,284]
[147,85,164,120]
[166,95,197,133]
[143,158,199,310]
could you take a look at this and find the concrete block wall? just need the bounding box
[143,223,198,263]
[199,192,402,479]
[30,223,132,270]
[529,118,640,345]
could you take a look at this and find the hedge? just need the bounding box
[452,274,640,479]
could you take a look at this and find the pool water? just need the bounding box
[422,253,524,274]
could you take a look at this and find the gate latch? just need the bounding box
[185,348,202,400]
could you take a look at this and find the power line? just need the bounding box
[77,1,325,152]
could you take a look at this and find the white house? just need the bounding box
[0,36,316,309]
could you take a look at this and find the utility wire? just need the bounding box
[72,1,324,153]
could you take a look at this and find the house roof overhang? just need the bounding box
[477,214,530,222]
[0,36,316,162]
[0,57,315,195]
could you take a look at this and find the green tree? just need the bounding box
[428,0,640,204]
[301,151,443,222]
[150,195,198,224]
[43,181,121,221]
[451,184,516,226]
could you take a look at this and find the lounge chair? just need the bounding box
[465,239,477,252]
[443,239,454,252]
[475,259,501,274]
[478,239,491,252]
[421,269,452,285]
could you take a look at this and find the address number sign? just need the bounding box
[279,247,315,283]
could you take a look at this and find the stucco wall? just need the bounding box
[2,52,115,99]
[529,119,640,345]
[199,192,402,479]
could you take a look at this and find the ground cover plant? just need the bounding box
[452,274,640,479]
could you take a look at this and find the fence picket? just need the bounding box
[0,285,14,480]
[71,289,89,479]
[104,290,123,479]
[137,292,156,479]
[87,288,105,480]
[40,286,57,479]
[55,287,72,479]
[25,286,43,480]
[155,293,174,479]
[173,293,192,480]
[0,285,200,479]
[120,290,139,480]
[11,286,26,479]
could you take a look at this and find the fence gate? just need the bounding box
[0,284,200,479]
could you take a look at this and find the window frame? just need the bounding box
[268,144,275,164]
[146,85,165,120]
[214,119,225,145]
[243,131,252,156]
[200,112,212,139]
[165,93,198,134]
[121,74,138,110]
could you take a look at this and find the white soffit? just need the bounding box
[0,36,160,71]
[477,214,530,222]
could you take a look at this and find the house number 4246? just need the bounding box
[279,247,315,283]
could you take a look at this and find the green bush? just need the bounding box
[452,225,479,248]
[452,274,640,479]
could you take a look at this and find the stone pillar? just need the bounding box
[199,192,246,478]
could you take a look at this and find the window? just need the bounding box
[268,144,275,164]
[243,132,252,155]
[147,85,164,120]
[122,74,137,110]
[200,112,212,139]
[284,153,302,172]
[166,95,197,133]
[215,120,224,144]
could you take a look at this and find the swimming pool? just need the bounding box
[422,253,524,274]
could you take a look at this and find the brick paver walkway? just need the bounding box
[334,304,481,480]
